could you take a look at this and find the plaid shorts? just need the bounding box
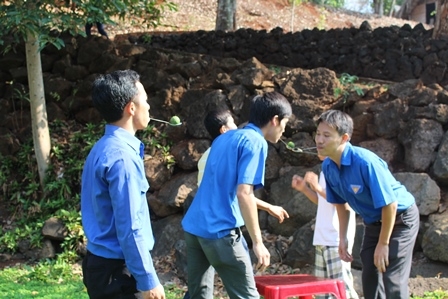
[314,245,359,299]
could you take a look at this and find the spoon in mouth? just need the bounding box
[279,139,318,155]
[150,117,183,126]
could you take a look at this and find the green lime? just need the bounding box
[169,116,181,125]
[287,141,295,149]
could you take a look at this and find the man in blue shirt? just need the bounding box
[81,70,165,299]
[182,92,292,299]
[315,110,419,299]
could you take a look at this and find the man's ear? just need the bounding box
[219,126,226,134]
[342,133,351,142]
[124,101,135,116]
[271,115,279,126]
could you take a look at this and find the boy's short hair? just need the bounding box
[249,92,292,127]
[204,109,233,141]
[92,70,140,123]
[316,110,353,137]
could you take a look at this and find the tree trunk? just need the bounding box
[373,0,383,15]
[389,0,396,17]
[379,0,384,16]
[25,31,51,187]
[433,0,448,39]
[290,0,295,32]
[216,0,236,31]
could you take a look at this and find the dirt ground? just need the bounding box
[103,0,432,40]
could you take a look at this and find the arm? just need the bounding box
[375,201,397,273]
[335,203,353,262]
[256,199,289,223]
[361,158,399,272]
[237,183,270,272]
[108,157,163,297]
[291,174,318,205]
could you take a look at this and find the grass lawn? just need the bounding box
[0,266,87,299]
[0,261,187,299]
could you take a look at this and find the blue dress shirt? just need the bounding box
[81,124,159,291]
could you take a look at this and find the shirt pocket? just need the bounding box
[347,184,363,195]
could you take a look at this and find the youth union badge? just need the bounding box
[351,185,361,194]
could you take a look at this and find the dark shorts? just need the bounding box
[82,251,139,299]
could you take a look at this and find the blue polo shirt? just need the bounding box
[182,123,267,239]
[323,142,415,224]
[81,125,159,291]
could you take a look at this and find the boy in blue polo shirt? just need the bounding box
[183,109,237,299]
[182,92,292,299]
[315,110,419,299]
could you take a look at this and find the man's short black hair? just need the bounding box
[204,109,233,141]
[92,70,140,123]
[249,92,292,127]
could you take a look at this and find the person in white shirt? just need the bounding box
[197,109,237,186]
[291,156,359,299]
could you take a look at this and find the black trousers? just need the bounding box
[360,204,419,299]
[82,251,139,299]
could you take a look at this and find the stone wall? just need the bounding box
[142,22,448,85]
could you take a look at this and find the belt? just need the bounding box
[229,227,242,235]
[368,205,412,226]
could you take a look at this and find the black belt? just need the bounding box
[368,204,413,226]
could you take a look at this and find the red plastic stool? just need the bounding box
[255,274,347,299]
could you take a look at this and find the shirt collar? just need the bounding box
[340,141,353,166]
[105,125,145,158]
[243,123,263,136]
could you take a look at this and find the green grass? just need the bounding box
[412,290,448,299]
[0,265,87,299]
[0,261,187,299]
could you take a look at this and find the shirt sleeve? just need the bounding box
[362,157,397,209]
[107,152,160,291]
[237,139,266,189]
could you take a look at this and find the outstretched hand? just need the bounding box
[291,175,306,192]
[304,172,319,191]
[268,205,289,223]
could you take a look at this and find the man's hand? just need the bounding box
[142,284,165,299]
[374,243,389,273]
[291,175,306,191]
[338,237,353,262]
[267,205,289,223]
[252,241,270,273]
